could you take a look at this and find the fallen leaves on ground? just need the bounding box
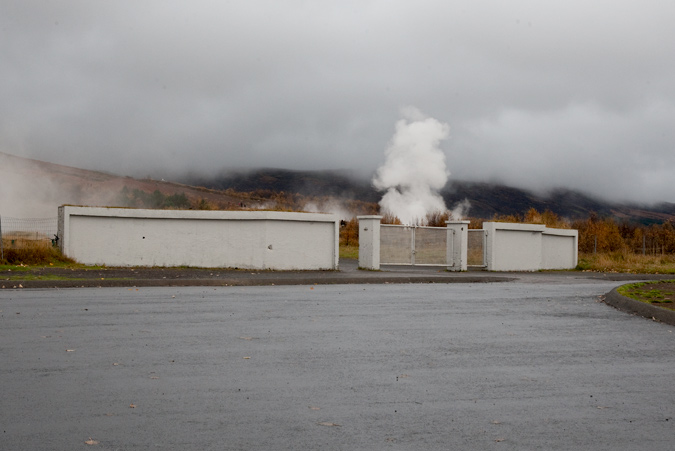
[84,438,99,445]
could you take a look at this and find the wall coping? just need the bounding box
[59,206,337,223]
[542,228,578,237]
[483,222,547,232]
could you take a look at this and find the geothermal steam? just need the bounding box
[373,107,450,224]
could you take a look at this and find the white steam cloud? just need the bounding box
[373,107,450,225]
[449,198,471,221]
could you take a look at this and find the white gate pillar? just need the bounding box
[357,215,383,270]
[446,221,470,271]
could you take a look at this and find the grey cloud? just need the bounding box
[2,0,674,203]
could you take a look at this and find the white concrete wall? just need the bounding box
[58,206,339,270]
[446,221,470,271]
[484,222,577,271]
[541,228,579,270]
[357,215,382,270]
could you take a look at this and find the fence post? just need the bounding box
[446,221,469,271]
[0,215,3,262]
[643,234,646,256]
[357,215,382,270]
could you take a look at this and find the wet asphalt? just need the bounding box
[1,274,674,450]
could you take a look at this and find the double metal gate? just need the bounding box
[380,225,453,266]
[379,224,487,268]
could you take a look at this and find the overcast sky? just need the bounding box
[2,1,674,203]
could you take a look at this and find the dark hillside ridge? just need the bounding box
[441,182,613,219]
[182,168,381,202]
[181,168,675,224]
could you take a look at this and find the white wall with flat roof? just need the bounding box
[58,206,339,270]
[541,228,578,270]
[484,222,577,271]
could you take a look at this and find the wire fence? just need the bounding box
[1,216,58,260]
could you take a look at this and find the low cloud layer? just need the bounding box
[2,1,674,203]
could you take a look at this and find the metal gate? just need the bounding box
[467,229,487,268]
[380,225,453,266]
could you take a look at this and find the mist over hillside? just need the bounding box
[2,151,674,224]
[182,168,675,224]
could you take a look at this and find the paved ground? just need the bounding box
[1,277,674,450]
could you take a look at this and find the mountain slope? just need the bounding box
[2,151,674,224]
[0,152,255,217]
[185,168,675,224]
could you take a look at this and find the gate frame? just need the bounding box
[379,224,455,267]
[358,216,469,271]
[467,229,488,269]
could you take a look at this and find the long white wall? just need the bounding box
[484,222,578,271]
[58,206,339,270]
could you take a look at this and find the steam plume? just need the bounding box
[372,107,450,224]
[449,198,471,220]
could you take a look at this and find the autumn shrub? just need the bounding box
[573,214,629,253]
[425,210,450,227]
[340,217,359,246]
[522,208,570,228]
[1,239,73,265]
[381,213,402,225]
[578,251,675,274]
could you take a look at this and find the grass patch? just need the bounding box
[617,280,675,311]
[1,239,75,266]
[339,244,358,260]
[577,252,675,274]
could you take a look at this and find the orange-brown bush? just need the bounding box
[381,213,402,225]
[1,239,74,265]
[425,210,450,227]
[339,217,359,247]
[572,214,675,255]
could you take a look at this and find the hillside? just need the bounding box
[183,168,381,202]
[2,151,674,224]
[0,152,259,217]
[183,168,675,224]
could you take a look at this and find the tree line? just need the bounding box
[493,208,675,255]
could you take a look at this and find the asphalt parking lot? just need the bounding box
[1,279,674,450]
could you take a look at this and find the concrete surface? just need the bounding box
[1,279,674,450]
